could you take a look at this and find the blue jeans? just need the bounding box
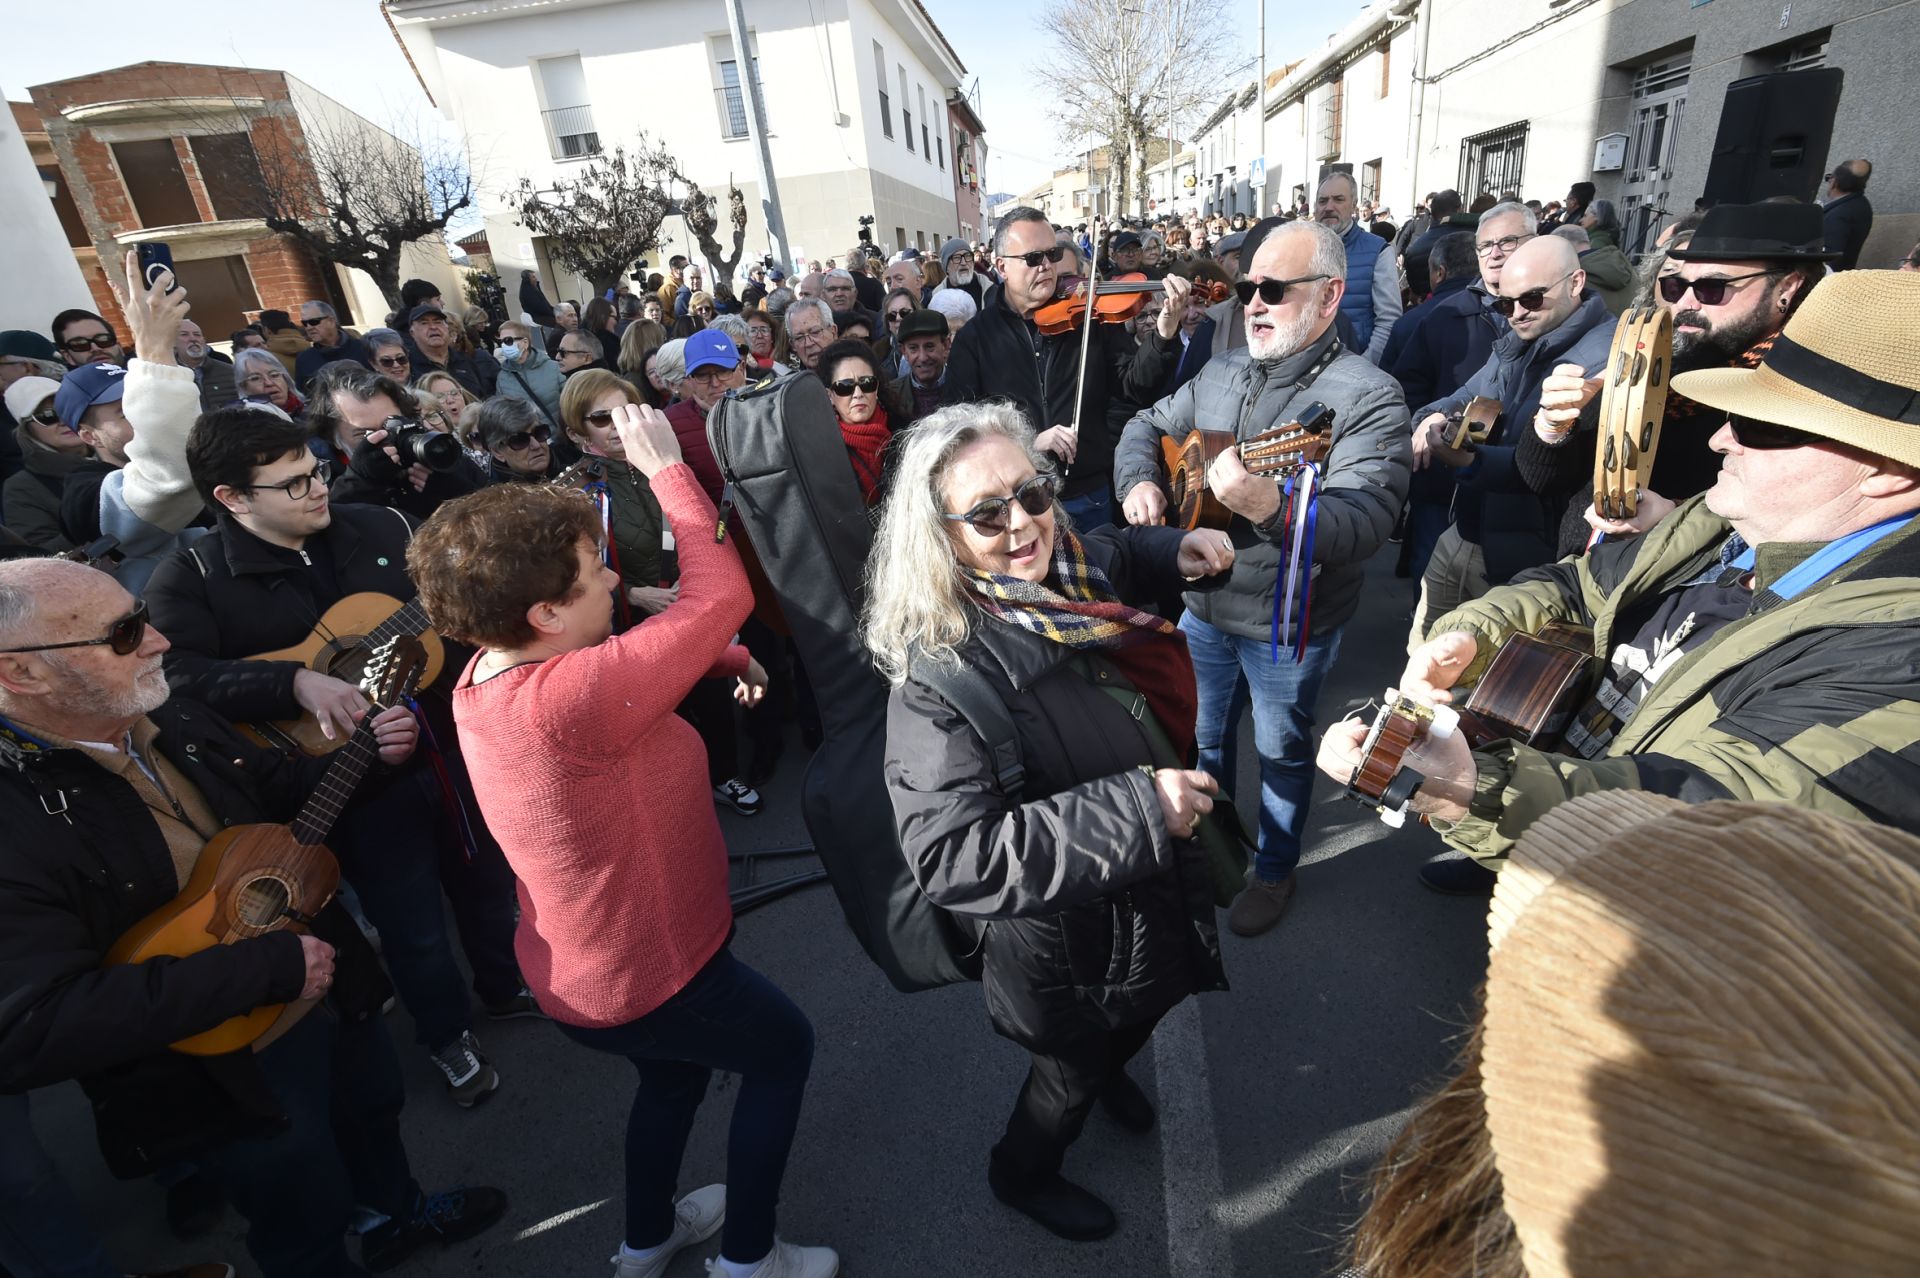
[0,1093,118,1278]
[1180,612,1344,882]
[1061,482,1113,532]
[556,947,814,1266]
[201,1008,418,1278]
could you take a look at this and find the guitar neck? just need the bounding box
[290,717,383,846]
[367,598,432,651]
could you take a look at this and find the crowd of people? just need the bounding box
[0,147,1916,1278]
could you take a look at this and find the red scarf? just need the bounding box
[840,406,891,505]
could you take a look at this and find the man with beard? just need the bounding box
[1313,172,1402,363]
[938,237,984,304]
[1113,221,1411,937]
[173,317,237,411]
[1570,203,1833,542]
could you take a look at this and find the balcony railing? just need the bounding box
[542,105,601,160]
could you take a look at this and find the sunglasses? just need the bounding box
[0,600,148,655]
[300,317,329,328]
[25,406,60,427]
[1004,246,1067,269]
[1725,415,1823,451]
[944,473,1060,536]
[61,333,119,353]
[828,375,879,396]
[502,424,552,451]
[1235,274,1330,307]
[373,355,410,369]
[582,407,624,427]
[1492,272,1578,317]
[1655,270,1775,307]
[886,310,913,324]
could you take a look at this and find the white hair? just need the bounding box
[824,268,855,285]
[926,288,979,325]
[710,314,750,344]
[863,401,1066,683]
[1255,220,1349,282]
[786,298,833,331]
[652,338,688,389]
[1479,200,1538,234]
[300,299,337,320]
[233,348,288,382]
[1553,224,1592,250]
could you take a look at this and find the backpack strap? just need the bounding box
[912,660,1025,801]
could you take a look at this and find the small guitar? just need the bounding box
[1592,305,1673,521]
[1158,401,1335,531]
[1344,622,1594,824]
[105,635,428,1056]
[242,455,609,755]
[1445,396,1502,451]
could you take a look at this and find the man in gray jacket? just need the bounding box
[1115,221,1412,936]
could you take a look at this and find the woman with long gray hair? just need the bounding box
[865,401,1234,1242]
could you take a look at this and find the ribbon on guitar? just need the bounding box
[1269,461,1321,664]
[588,479,631,632]
[407,696,480,865]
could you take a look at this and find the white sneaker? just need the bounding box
[612,1185,726,1278]
[705,1238,840,1278]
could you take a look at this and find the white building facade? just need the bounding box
[385,0,971,295]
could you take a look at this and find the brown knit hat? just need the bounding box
[1671,270,1920,467]
[1482,795,1920,1278]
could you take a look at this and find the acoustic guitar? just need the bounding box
[242,455,609,755]
[105,636,427,1056]
[1592,305,1674,521]
[1158,401,1334,531]
[1344,622,1595,824]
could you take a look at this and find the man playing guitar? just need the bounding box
[0,556,504,1276]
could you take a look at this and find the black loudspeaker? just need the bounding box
[1701,68,1844,205]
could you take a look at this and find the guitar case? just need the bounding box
[706,371,981,992]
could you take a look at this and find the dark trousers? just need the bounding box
[425,727,527,1006]
[557,947,814,1265]
[678,677,740,787]
[332,772,476,1051]
[990,1018,1160,1184]
[201,1009,419,1278]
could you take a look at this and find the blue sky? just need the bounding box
[4,0,1359,203]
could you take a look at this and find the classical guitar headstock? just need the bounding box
[1345,689,1460,828]
[361,635,428,711]
[1242,401,1336,477]
[551,456,610,491]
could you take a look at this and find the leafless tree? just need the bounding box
[510,136,680,296]
[1035,0,1234,215]
[244,107,474,308]
[675,170,750,294]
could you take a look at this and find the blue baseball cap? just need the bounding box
[54,362,127,428]
[684,328,740,375]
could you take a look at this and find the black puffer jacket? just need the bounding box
[0,699,387,1177]
[884,525,1226,1053]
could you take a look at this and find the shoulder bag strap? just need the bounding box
[912,660,1025,801]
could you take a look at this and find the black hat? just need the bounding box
[1666,202,1840,263]
[896,309,949,342]
[1111,231,1143,251]
[408,302,450,324]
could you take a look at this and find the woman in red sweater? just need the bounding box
[408,404,837,1278]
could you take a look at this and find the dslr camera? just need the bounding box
[381,415,463,473]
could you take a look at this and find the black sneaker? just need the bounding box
[713,778,763,816]
[428,1031,500,1107]
[1417,855,1498,897]
[484,987,548,1021]
[360,1187,508,1272]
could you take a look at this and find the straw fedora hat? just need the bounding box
[1481,794,1920,1278]
[1671,270,1920,468]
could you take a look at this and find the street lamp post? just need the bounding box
[723,0,791,269]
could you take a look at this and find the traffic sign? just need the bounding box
[1249,156,1267,189]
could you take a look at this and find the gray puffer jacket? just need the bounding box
[1113,329,1412,640]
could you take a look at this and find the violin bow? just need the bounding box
[1065,218,1107,471]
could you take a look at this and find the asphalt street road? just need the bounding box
[36,544,1490,1277]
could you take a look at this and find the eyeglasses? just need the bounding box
[1475,233,1535,258]
[373,354,410,370]
[1003,246,1067,269]
[1492,272,1578,317]
[1235,274,1329,307]
[1725,415,1823,451]
[944,473,1060,536]
[1656,270,1776,307]
[252,460,334,501]
[500,424,552,451]
[828,375,879,396]
[0,600,148,655]
[60,332,119,353]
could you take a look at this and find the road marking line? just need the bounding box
[1155,996,1234,1276]
[1209,1108,1414,1223]
[512,1196,612,1241]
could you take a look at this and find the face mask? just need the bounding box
[499,342,521,361]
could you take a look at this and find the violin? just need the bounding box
[1033,273,1232,336]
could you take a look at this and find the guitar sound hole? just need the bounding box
[235,875,292,929]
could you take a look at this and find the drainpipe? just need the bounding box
[1406,0,1434,203]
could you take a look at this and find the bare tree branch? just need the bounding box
[510,136,680,296]
[1034,0,1234,213]
[674,169,751,295]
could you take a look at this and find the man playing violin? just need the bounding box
[1318,271,1920,886]
[944,206,1190,530]
[1114,221,1411,938]
[0,556,505,1276]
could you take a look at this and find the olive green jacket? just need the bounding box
[1427,496,1920,862]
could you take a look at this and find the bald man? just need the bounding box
[1822,158,1874,270]
[1407,233,1618,645]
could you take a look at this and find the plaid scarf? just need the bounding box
[964,530,1177,648]
[1665,333,1776,422]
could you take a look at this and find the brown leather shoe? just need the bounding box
[1227,875,1297,937]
